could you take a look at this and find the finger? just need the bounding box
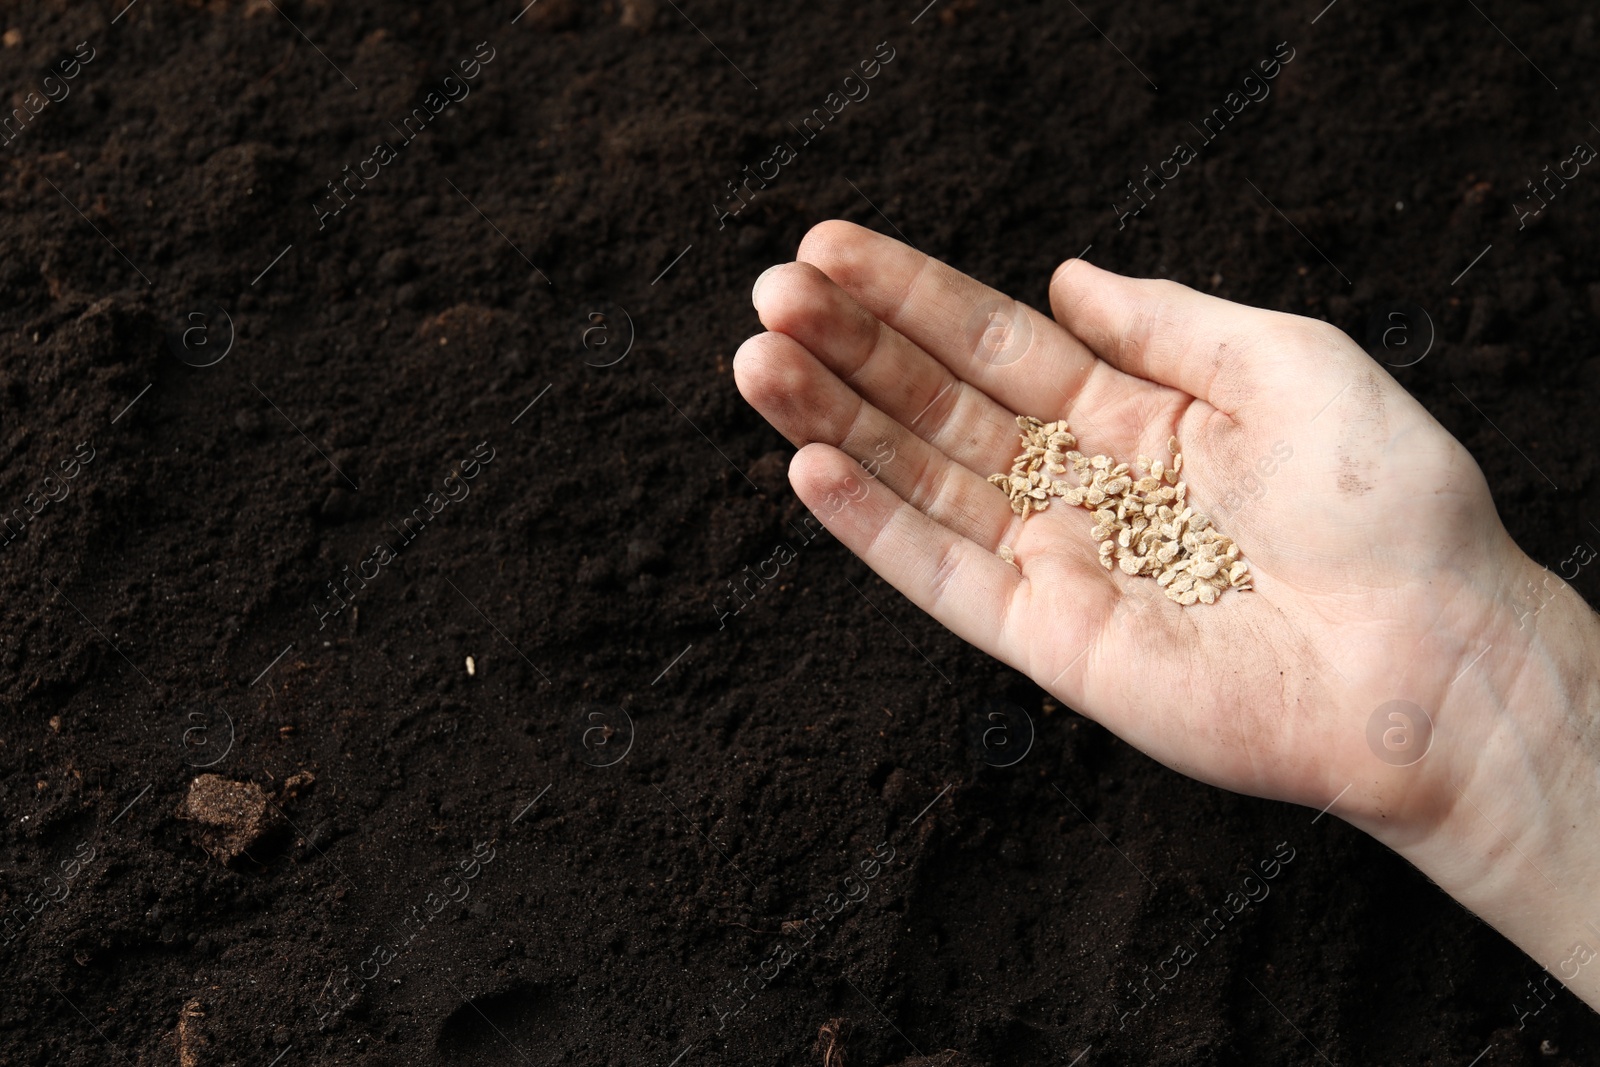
[788,442,1025,661]
[795,220,1134,429]
[1049,258,1325,414]
[751,260,1018,477]
[734,330,1017,549]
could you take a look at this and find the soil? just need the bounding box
[2,0,1599,1064]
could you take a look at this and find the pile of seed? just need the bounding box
[988,416,1252,605]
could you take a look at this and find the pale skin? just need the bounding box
[735,220,1600,1014]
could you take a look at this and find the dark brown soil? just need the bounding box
[2,1,1598,1064]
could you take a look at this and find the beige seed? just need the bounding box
[991,416,1249,606]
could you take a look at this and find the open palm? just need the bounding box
[736,221,1527,833]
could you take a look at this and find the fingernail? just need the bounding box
[751,264,781,307]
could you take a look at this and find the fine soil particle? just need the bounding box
[1,1,1598,1066]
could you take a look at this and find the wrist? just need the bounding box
[1363,548,1600,1010]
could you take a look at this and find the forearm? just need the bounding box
[1371,561,1600,1011]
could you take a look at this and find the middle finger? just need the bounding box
[752,261,1020,478]
[733,329,1020,551]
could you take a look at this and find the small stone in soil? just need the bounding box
[176,775,278,864]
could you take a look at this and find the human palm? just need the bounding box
[736,221,1526,833]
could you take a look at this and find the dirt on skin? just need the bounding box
[1,0,1599,1065]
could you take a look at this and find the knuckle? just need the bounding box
[927,538,964,608]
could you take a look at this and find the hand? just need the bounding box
[737,218,1516,823]
[735,221,1600,1007]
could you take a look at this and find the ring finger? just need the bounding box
[734,329,1020,550]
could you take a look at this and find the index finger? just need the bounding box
[797,221,1137,430]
